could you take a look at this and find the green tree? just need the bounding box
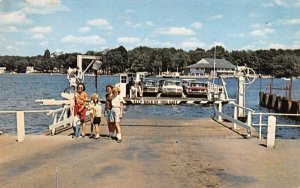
[15,59,28,73]
[44,49,50,59]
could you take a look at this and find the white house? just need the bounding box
[0,67,6,74]
[26,66,35,74]
[183,58,236,77]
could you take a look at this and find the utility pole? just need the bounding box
[213,45,216,84]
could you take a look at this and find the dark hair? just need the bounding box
[77,83,85,91]
[106,84,113,90]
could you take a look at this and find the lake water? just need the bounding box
[0,74,299,138]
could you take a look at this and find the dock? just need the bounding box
[0,117,299,187]
[122,96,213,105]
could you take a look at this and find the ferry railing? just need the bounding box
[0,105,75,142]
[0,110,51,142]
[47,105,74,136]
[215,102,300,147]
[252,112,300,140]
[214,101,255,137]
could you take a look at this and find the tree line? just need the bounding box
[0,46,300,78]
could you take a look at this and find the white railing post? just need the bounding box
[267,116,276,148]
[218,102,222,121]
[247,111,253,137]
[247,111,252,127]
[16,111,25,142]
[259,113,262,140]
[53,112,57,124]
[233,105,237,129]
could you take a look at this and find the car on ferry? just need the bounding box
[161,80,183,97]
[184,81,208,97]
[143,79,159,96]
[181,78,197,92]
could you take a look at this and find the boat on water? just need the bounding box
[158,72,180,78]
[281,77,291,81]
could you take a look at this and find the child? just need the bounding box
[90,93,102,139]
[111,87,125,143]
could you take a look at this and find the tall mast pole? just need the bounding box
[213,45,216,84]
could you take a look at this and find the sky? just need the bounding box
[0,0,300,56]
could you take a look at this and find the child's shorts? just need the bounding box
[93,117,101,124]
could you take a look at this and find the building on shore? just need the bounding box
[26,66,35,74]
[0,67,6,74]
[183,58,236,77]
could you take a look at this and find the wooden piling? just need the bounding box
[290,100,300,121]
[274,96,282,112]
[261,93,269,107]
[280,97,292,113]
[259,91,264,106]
[267,94,276,108]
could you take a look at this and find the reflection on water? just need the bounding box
[0,74,299,138]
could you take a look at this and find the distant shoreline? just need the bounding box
[0,72,296,79]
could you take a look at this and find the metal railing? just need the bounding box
[47,105,74,135]
[252,112,300,139]
[0,105,75,142]
[0,110,51,142]
[214,101,255,136]
[214,101,300,144]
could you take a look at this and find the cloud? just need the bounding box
[180,38,206,49]
[125,9,135,13]
[0,11,31,25]
[227,32,246,38]
[124,20,142,27]
[295,0,300,8]
[145,21,154,27]
[142,38,174,48]
[78,26,90,33]
[0,26,19,32]
[7,46,18,51]
[16,41,26,46]
[61,35,106,45]
[31,34,46,40]
[124,20,154,28]
[273,0,289,7]
[87,19,109,26]
[250,28,275,36]
[261,2,274,7]
[211,14,223,20]
[117,37,140,43]
[86,18,112,30]
[211,42,225,48]
[156,27,195,35]
[268,43,285,49]
[279,18,300,25]
[250,24,275,36]
[241,44,256,50]
[261,0,300,8]
[39,41,49,46]
[191,21,202,29]
[29,26,52,34]
[22,0,70,14]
